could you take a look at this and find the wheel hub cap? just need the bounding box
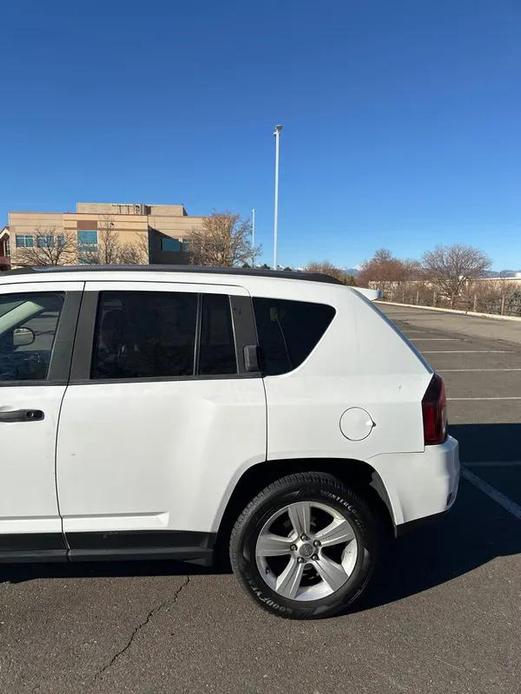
[298,542,314,559]
[255,500,359,602]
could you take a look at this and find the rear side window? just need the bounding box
[253,298,335,375]
[90,291,238,380]
[91,291,198,379]
[198,294,237,375]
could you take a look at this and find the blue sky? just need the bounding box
[1,0,520,269]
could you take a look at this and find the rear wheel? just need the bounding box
[230,472,378,619]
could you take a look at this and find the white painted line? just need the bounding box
[440,368,521,372]
[423,350,512,354]
[462,467,521,520]
[465,461,521,467]
[448,396,521,401]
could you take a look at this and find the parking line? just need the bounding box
[440,368,521,372]
[462,467,521,520]
[448,397,521,401]
[465,461,521,467]
[423,350,512,354]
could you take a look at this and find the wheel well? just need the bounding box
[214,458,395,564]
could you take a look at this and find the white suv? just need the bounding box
[0,266,459,619]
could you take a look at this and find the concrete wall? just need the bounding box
[9,211,65,235]
[147,214,205,238]
[148,204,186,216]
[76,202,149,215]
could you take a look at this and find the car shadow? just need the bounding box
[0,423,519,611]
[0,556,216,586]
[355,422,521,612]
[449,422,521,463]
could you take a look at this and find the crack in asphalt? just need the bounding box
[93,575,190,681]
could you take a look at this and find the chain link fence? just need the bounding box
[375,281,521,318]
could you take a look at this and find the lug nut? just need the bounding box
[313,540,321,547]
[297,557,305,564]
[301,534,308,541]
[312,554,318,561]
[290,544,297,551]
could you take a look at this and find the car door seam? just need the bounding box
[55,281,85,554]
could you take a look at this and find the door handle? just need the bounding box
[0,409,45,422]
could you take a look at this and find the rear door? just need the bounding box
[0,281,82,558]
[56,280,266,559]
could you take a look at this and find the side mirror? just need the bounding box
[13,327,35,347]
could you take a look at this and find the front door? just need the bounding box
[56,280,266,559]
[0,281,82,558]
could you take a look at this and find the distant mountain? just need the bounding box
[485,270,521,278]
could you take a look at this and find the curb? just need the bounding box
[376,301,521,323]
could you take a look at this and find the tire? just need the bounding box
[230,472,378,619]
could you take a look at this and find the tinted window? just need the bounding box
[198,294,237,375]
[161,237,182,252]
[91,291,197,379]
[253,298,335,375]
[15,235,34,248]
[77,230,98,248]
[0,292,64,381]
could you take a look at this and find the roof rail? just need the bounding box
[0,265,344,285]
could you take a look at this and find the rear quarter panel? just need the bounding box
[263,286,432,462]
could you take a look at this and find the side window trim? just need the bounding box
[230,295,260,375]
[69,289,261,383]
[48,291,84,382]
[193,293,202,376]
[227,295,240,374]
[69,290,99,382]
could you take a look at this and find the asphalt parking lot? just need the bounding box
[0,303,520,694]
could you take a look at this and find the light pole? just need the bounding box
[273,124,283,270]
[251,208,255,267]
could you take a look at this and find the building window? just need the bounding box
[15,235,34,248]
[36,235,64,248]
[77,230,98,248]
[160,237,183,252]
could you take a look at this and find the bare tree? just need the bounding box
[118,234,149,264]
[188,212,260,267]
[305,261,356,285]
[98,216,122,263]
[81,216,148,265]
[423,244,491,307]
[16,226,76,267]
[357,248,415,288]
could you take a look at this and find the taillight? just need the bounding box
[422,373,447,445]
